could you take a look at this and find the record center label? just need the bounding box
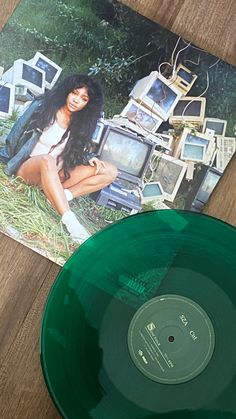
[127,294,215,384]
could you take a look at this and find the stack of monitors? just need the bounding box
[129,71,182,122]
[118,65,198,143]
[0,53,62,119]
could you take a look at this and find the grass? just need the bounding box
[0,161,129,265]
[0,163,74,264]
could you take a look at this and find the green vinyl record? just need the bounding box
[40,210,236,419]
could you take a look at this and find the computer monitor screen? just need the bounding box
[177,68,194,84]
[184,133,209,147]
[146,78,178,114]
[30,52,62,89]
[0,85,10,113]
[130,72,182,121]
[34,57,57,84]
[176,128,214,165]
[170,97,206,126]
[121,99,163,133]
[203,118,227,136]
[142,183,163,197]
[99,127,154,183]
[2,59,45,96]
[22,63,43,88]
[0,82,15,118]
[147,152,187,201]
[141,182,164,203]
[174,99,201,116]
[196,170,221,203]
[181,143,206,162]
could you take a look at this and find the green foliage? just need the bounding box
[0,0,235,129]
[89,53,136,89]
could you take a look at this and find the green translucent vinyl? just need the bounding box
[40,210,236,419]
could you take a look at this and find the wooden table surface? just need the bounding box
[0,1,236,418]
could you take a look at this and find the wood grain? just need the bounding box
[203,154,236,226]
[0,233,61,418]
[0,0,21,31]
[118,0,236,67]
[0,1,236,418]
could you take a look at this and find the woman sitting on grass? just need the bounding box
[0,74,117,243]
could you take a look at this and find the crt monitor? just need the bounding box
[2,59,45,96]
[130,72,182,121]
[120,98,163,133]
[169,96,206,125]
[202,118,227,136]
[191,167,222,212]
[29,52,62,90]
[140,181,164,203]
[0,82,15,119]
[173,64,198,95]
[97,125,155,185]
[175,127,215,166]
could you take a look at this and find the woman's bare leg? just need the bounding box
[60,161,117,198]
[17,155,90,242]
[17,155,70,215]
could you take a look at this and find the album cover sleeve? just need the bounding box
[0,0,235,265]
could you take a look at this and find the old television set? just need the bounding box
[97,125,156,185]
[110,116,172,151]
[29,52,62,90]
[146,151,187,202]
[202,117,227,137]
[2,59,45,96]
[176,128,216,165]
[120,98,163,133]
[172,64,197,95]
[169,96,206,126]
[191,166,222,212]
[0,82,15,119]
[130,71,182,121]
[140,181,164,204]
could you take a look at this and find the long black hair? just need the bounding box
[30,74,103,179]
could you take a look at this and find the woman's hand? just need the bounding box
[88,157,106,174]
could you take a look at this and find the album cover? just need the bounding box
[0,0,235,265]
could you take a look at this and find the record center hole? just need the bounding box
[168,336,175,342]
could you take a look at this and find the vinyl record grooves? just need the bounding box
[40,210,236,419]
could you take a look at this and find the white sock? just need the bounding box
[61,210,90,243]
[64,188,74,201]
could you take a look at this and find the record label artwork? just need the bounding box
[127,294,215,384]
[41,210,236,419]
